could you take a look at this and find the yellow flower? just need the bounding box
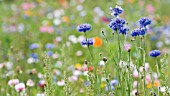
[75,63,82,69]
[37,0,43,3]
[24,10,32,16]
[100,83,106,88]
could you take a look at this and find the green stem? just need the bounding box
[84,32,93,63]
[156,58,160,96]
[128,51,131,96]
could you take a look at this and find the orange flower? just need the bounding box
[24,10,32,16]
[93,37,102,47]
[59,0,68,8]
[154,81,159,87]
[147,81,160,88]
[62,16,69,23]
[127,0,134,3]
[147,82,152,88]
[37,0,43,3]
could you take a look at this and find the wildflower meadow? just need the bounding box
[0,0,170,96]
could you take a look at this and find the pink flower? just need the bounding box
[146,4,155,13]
[8,79,19,86]
[15,83,25,92]
[124,42,131,52]
[133,69,139,78]
[146,74,151,83]
[133,81,138,88]
[39,26,54,33]
[138,0,144,6]
[22,3,31,10]
[68,75,78,82]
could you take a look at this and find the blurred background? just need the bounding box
[0,0,170,95]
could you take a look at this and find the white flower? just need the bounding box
[73,70,82,76]
[160,86,166,93]
[57,80,65,86]
[26,79,34,87]
[99,61,105,66]
[76,50,83,56]
[27,57,34,64]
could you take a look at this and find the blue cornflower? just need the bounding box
[110,5,123,17]
[81,40,87,46]
[110,79,118,86]
[81,38,94,46]
[87,38,94,45]
[45,43,54,49]
[139,27,146,36]
[84,81,90,86]
[47,51,53,56]
[149,50,161,57]
[105,85,114,91]
[29,43,39,50]
[30,53,38,59]
[131,28,140,37]
[139,17,151,27]
[77,24,91,32]
[119,27,129,35]
[109,18,126,31]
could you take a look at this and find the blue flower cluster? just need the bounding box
[81,39,93,46]
[77,24,91,32]
[108,5,129,35]
[131,27,146,37]
[45,43,54,56]
[149,50,161,57]
[131,17,151,37]
[109,18,126,31]
[139,17,152,27]
[110,5,123,17]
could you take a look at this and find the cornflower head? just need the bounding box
[119,27,129,35]
[30,53,38,59]
[47,51,53,56]
[77,24,91,32]
[110,5,123,17]
[110,79,118,86]
[149,50,161,57]
[45,43,54,49]
[109,18,126,31]
[81,38,93,46]
[139,27,146,36]
[131,27,147,37]
[29,43,39,50]
[139,17,151,27]
[131,28,140,37]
